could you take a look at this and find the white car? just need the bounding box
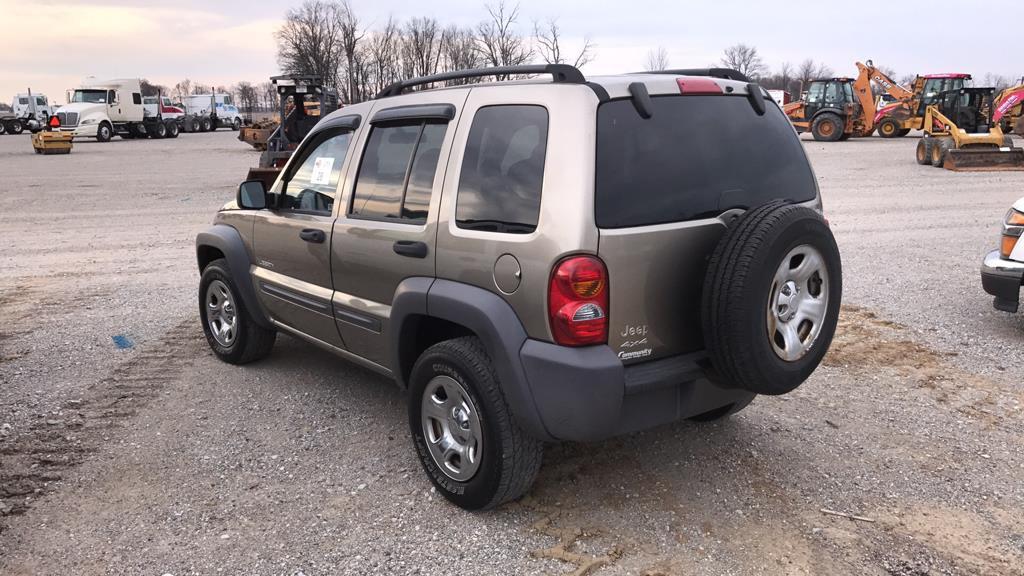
[982,197,1024,312]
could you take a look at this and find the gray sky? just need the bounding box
[2,0,1021,104]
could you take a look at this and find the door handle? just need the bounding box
[299,228,325,243]
[393,240,428,258]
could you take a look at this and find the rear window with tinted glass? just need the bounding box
[595,95,816,229]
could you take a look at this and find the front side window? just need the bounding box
[350,121,447,223]
[806,83,825,103]
[455,105,548,234]
[279,131,353,215]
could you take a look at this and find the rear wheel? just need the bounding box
[702,201,842,396]
[916,138,934,165]
[811,113,843,142]
[409,337,542,510]
[201,117,212,132]
[165,121,179,138]
[0,121,6,135]
[150,121,167,138]
[877,117,901,138]
[8,120,24,135]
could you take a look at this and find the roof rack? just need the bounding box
[374,64,586,99]
[637,68,751,83]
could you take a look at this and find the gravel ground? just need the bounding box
[1,130,1023,575]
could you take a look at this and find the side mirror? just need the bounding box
[237,180,267,210]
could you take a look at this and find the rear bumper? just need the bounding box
[982,250,1024,312]
[519,341,754,442]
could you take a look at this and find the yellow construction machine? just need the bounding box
[916,87,1024,171]
[31,115,73,155]
[994,81,1024,134]
[857,61,972,138]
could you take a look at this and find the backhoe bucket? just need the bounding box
[943,147,1024,171]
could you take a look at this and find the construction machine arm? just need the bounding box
[852,65,877,133]
[856,61,914,101]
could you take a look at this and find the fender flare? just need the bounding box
[195,224,272,329]
[390,278,553,441]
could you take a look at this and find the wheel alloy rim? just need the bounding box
[820,122,834,137]
[421,375,483,482]
[205,279,237,347]
[766,245,829,362]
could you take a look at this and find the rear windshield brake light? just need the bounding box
[676,77,722,95]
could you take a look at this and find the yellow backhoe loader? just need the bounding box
[857,61,971,138]
[916,87,1024,171]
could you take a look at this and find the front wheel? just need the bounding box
[232,118,241,131]
[916,138,934,165]
[409,337,542,510]
[96,122,112,142]
[150,121,167,138]
[931,137,952,167]
[877,118,901,138]
[201,117,213,132]
[199,259,276,364]
[165,121,180,138]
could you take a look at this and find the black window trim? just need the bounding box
[274,122,359,216]
[371,103,456,124]
[347,118,447,226]
[454,103,550,236]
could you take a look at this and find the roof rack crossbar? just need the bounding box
[635,68,751,83]
[374,64,586,99]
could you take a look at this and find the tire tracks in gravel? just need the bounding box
[0,319,202,527]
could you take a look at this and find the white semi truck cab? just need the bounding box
[56,78,180,141]
[0,91,52,135]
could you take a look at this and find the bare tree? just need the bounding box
[796,59,833,94]
[475,2,534,79]
[644,47,670,71]
[720,44,766,79]
[983,73,1012,91]
[234,81,259,113]
[366,17,402,95]
[173,79,193,102]
[275,0,346,90]
[441,25,483,84]
[336,0,364,103]
[534,19,593,68]
[402,17,444,80]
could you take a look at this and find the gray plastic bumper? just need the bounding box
[519,341,754,442]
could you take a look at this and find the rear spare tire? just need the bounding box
[702,201,842,396]
[810,113,843,142]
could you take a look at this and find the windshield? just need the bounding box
[595,95,817,228]
[72,90,107,104]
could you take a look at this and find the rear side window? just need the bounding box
[132,93,142,105]
[456,105,548,234]
[595,96,816,229]
[350,121,446,223]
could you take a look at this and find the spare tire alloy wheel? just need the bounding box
[767,246,829,362]
[702,201,842,396]
[421,375,482,482]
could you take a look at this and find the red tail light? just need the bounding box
[548,255,609,346]
[676,77,722,95]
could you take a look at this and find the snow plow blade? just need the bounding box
[943,148,1024,171]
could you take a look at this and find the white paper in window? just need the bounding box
[310,157,335,186]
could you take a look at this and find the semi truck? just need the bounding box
[0,90,52,135]
[54,78,181,141]
[181,93,242,132]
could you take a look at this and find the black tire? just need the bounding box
[166,121,180,138]
[916,138,934,165]
[897,128,911,137]
[232,117,242,131]
[8,120,24,135]
[810,113,843,142]
[96,122,112,142]
[150,121,167,138]
[198,259,276,364]
[201,117,212,132]
[877,117,902,138]
[931,138,952,167]
[0,121,6,135]
[182,117,195,133]
[702,201,842,396]
[837,132,851,141]
[408,337,543,510]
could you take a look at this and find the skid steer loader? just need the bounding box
[916,87,1024,171]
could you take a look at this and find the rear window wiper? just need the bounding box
[457,219,535,233]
